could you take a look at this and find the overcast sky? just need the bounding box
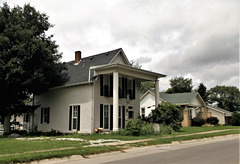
[2,0,239,91]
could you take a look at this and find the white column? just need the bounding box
[113,71,119,131]
[155,80,159,108]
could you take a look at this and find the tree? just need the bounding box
[130,60,142,69]
[197,83,208,102]
[0,3,67,132]
[140,81,155,94]
[130,60,155,94]
[230,112,240,126]
[166,76,193,93]
[208,86,240,112]
[148,102,183,131]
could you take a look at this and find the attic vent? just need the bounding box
[106,52,109,56]
[90,56,93,60]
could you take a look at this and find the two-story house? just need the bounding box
[33,48,166,133]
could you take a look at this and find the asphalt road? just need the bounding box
[34,135,239,164]
[105,136,240,164]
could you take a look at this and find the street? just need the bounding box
[33,135,239,164]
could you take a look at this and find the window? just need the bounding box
[118,106,121,128]
[128,106,134,119]
[100,75,113,97]
[104,105,109,129]
[69,105,80,131]
[141,108,145,118]
[72,106,78,130]
[23,113,30,122]
[189,109,192,119]
[41,107,50,124]
[100,75,135,99]
[128,79,135,99]
[128,111,134,119]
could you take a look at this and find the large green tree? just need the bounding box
[208,86,240,112]
[166,76,193,93]
[0,3,67,132]
[197,83,208,102]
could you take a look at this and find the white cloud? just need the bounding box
[2,0,239,90]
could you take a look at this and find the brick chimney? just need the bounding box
[75,51,81,64]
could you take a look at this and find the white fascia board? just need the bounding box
[90,63,166,81]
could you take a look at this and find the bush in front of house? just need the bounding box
[206,116,219,125]
[192,117,205,126]
[230,112,240,126]
[147,102,183,132]
[116,119,155,136]
[159,124,173,135]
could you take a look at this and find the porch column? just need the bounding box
[155,80,159,108]
[113,71,119,131]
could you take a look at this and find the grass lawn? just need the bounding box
[0,126,239,163]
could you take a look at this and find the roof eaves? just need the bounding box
[109,48,131,66]
[50,81,93,90]
[207,106,233,115]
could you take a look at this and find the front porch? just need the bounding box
[91,63,166,131]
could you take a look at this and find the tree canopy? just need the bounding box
[208,86,240,112]
[166,76,193,93]
[0,3,67,132]
[197,83,208,102]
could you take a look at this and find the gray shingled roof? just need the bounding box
[207,106,233,115]
[159,92,198,105]
[62,48,122,86]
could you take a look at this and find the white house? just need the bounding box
[140,90,207,127]
[31,48,166,133]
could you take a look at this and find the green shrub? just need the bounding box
[140,122,155,136]
[192,117,205,126]
[159,124,173,135]
[148,102,183,131]
[118,119,155,136]
[230,112,240,126]
[207,116,219,125]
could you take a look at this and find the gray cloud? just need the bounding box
[4,0,239,90]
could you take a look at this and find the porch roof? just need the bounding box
[91,63,166,81]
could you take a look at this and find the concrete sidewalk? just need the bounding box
[84,129,235,147]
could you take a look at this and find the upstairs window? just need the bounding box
[100,75,113,97]
[100,75,135,100]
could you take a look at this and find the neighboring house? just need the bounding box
[206,106,232,125]
[140,91,207,127]
[31,48,166,133]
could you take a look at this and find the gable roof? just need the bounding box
[62,48,125,87]
[159,92,198,105]
[207,106,233,116]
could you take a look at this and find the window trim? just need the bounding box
[141,107,145,118]
[41,107,50,124]
[69,104,81,131]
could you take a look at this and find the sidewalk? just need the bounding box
[84,129,235,147]
[2,129,237,159]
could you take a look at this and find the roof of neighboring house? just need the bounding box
[62,48,125,87]
[159,92,199,105]
[207,106,233,116]
[140,90,205,107]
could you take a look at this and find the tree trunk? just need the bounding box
[4,113,11,133]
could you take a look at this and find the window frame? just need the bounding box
[141,107,145,118]
[41,107,50,124]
